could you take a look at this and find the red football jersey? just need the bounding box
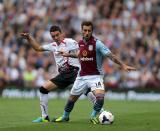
[78,36,100,76]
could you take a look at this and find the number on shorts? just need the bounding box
[95,82,102,88]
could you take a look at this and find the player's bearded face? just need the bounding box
[82,25,92,41]
[50,31,62,43]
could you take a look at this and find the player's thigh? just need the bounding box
[50,69,78,89]
[87,75,105,93]
[43,80,58,91]
[70,78,87,96]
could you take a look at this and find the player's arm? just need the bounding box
[20,33,45,52]
[59,39,79,58]
[105,53,136,72]
[58,49,79,58]
[97,40,136,72]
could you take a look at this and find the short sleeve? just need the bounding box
[96,40,111,56]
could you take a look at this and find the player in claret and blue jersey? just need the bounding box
[54,21,136,124]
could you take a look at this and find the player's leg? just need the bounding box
[87,75,105,124]
[32,80,58,123]
[33,70,76,123]
[33,66,79,123]
[90,89,105,124]
[91,89,105,117]
[53,95,80,122]
[84,88,96,104]
[55,88,104,122]
[84,88,104,112]
[53,77,86,122]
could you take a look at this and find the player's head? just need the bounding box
[50,25,62,43]
[81,21,93,41]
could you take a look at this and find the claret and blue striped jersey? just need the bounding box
[78,36,111,76]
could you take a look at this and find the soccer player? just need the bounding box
[54,21,136,124]
[20,25,97,123]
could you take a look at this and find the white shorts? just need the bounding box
[70,75,104,96]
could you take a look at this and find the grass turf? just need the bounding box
[0,98,160,131]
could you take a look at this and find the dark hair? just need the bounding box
[81,21,93,31]
[50,25,61,33]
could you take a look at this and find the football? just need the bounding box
[98,111,114,125]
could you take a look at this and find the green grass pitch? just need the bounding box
[0,98,160,131]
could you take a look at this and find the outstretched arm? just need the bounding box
[20,33,45,52]
[96,39,136,72]
[106,53,136,72]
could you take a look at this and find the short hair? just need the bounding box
[50,25,61,33]
[81,21,93,31]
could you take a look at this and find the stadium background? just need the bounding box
[0,1,160,131]
[0,0,160,98]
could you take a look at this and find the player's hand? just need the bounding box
[122,65,136,72]
[20,33,30,39]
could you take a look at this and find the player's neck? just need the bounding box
[57,38,64,45]
[83,36,93,43]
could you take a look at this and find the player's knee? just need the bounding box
[39,86,49,94]
[95,93,104,100]
[68,95,79,102]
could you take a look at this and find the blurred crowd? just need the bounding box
[0,0,160,93]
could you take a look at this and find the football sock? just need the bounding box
[63,100,75,118]
[91,93,104,117]
[86,91,105,112]
[62,111,70,119]
[39,86,49,118]
[91,109,98,118]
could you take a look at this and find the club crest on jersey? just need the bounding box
[82,50,88,56]
[88,45,93,51]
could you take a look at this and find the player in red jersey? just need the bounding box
[53,21,136,124]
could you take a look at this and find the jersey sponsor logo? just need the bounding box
[80,57,94,61]
[82,50,88,56]
[88,45,93,51]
